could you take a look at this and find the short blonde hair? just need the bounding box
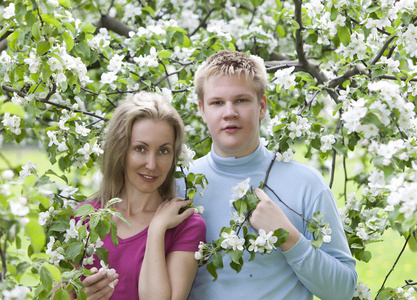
[97,91,184,206]
[194,50,267,104]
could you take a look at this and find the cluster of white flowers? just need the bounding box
[353,281,373,300]
[47,130,68,152]
[229,177,250,206]
[83,238,104,266]
[88,28,111,50]
[19,161,37,179]
[273,67,296,90]
[64,219,83,242]
[395,287,416,300]
[288,115,312,140]
[2,112,22,135]
[320,134,336,152]
[76,140,103,165]
[98,260,117,288]
[38,207,53,226]
[397,24,417,57]
[387,180,417,219]
[194,241,204,260]
[2,3,15,19]
[220,230,245,251]
[8,197,30,217]
[341,98,368,135]
[368,80,416,131]
[275,148,294,163]
[46,236,65,266]
[2,285,30,300]
[248,229,278,254]
[133,46,159,70]
[343,33,368,60]
[48,45,92,87]
[178,144,195,168]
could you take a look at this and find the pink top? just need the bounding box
[79,201,206,300]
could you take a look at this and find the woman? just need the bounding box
[79,91,206,300]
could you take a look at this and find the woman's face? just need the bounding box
[124,118,175,196]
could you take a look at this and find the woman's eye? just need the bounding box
[160,148,170,155]
[135,146,145,152]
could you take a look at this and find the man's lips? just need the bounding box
[223,125,240,133]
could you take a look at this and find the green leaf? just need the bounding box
[0,102,26,118]
[206,262,218,281]
[75,204,95,217]
[63,31,74,52]
[276,25,285,37]
[212,252,224,269]
[229,250,244,264]
[40,266,53,290]
[330,7,338,21]
[95,220,110,239]
[359,250,372,262]
[37,40,51,55]
[25,218,46,253]
[80,21,96,33]
[337,26,351,47]
[157,50,171,58]
[41,14,62,30]
[53,288,71,300]
[66,242,84,261]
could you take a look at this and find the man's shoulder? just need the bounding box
[189,154,210,172]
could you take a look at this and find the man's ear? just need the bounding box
[198,100,207,123]
[259,95,267,120]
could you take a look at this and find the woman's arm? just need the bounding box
[138,198,196,300]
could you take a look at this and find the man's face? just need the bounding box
[199,74,267,158]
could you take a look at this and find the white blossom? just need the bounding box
[229,177,251,205]
[2,112,22,135]
[178,144,195,168]
[2,285,30,300]
[3,3,15,19]
[274,67,296,90]
[19,161,37,179]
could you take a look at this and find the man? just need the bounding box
[185,50,357,300]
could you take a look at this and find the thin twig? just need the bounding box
[375,234,411,299]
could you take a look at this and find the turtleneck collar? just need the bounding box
[207,140,275,174]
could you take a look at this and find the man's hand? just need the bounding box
[249,188,301,251]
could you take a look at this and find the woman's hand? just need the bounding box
[83,267,119,300]
[150,197,194,231]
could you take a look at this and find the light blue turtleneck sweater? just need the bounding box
[181,142,357,300]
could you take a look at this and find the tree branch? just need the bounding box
[98,14,134,37]
[375,234,411,299]
[370,35,397,66]
[188,8,216,37]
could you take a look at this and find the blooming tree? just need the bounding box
[1,0,417,299]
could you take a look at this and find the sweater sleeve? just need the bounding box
[282,188,357,300]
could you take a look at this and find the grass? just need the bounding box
[1,145,416,298]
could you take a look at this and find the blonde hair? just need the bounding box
[96,91,184,206]
[194,50,268,104]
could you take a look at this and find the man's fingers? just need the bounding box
[254,188,270,202]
